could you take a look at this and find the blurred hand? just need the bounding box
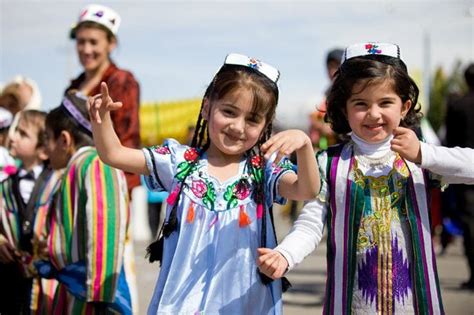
[256,248,289,280]
[88,82,123,124]
[261,129,312,163]
[0,240,18,264]
[33,237,49,260]
[391,127,422,163]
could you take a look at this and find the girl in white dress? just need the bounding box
[89,53,320,314]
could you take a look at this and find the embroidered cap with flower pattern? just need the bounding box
[342,42,401,62]
[70,4,121,39]
[224,53,280,83]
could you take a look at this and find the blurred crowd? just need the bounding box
[0,2,473,314]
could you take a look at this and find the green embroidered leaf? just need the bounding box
[224,183,237,201]
[227,197,238,209]
[176,162,191,180]
[202,196,214,211]
[252,168,263,183]
[206,183,216,202]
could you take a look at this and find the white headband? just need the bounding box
[224,53,280,83]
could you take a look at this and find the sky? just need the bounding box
[1,0,473,128]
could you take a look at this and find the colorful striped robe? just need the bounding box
[0,167,63,314]
[47,146,136,314]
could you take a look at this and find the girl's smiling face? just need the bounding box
[345,79,411,143]
[204,88,267,160]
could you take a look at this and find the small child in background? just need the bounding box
[257,42,473,314]
[0,107,16,181]
[89,53,320,314]
[0,109,60,314]
[36,92,136,314]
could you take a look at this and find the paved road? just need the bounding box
[133,209,474,314]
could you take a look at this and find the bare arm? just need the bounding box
[89,82,148,175]
[261,129,320,200]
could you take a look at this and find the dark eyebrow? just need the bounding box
[380,97,397,101]
[348,98,366,102]
[219,102,240,109]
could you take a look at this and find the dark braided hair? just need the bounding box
[147,64,280,264]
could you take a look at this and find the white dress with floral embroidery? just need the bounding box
[143,139,294,315]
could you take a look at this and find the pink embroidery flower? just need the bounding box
[272,165,282,174]
[191,179,208,198]
[154,145,170,155]
[234,182,250,200]
[184,148,199,162]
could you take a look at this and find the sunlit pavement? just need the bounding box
[133,207,474,314]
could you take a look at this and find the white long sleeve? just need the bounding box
[275,198,327,270]
[420,142,474,184]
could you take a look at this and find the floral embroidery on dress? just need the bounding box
[154,145,171,155]
[250,155,263,184]
[224,178,251,209]
[273,159,293,174]
[176,148,200,181]
[184,173,217,210]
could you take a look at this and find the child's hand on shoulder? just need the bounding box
[88,82,123,124]
[256,248,289,280]
[261,129,311,163]
[391,127,422,164]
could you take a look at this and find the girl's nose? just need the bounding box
[80,42,93,54]
[367,105,381,119]
[230,118,245,133]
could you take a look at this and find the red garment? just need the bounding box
[66,63,141,193]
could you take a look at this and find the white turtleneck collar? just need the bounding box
[350,132,393,158]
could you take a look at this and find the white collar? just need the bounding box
[18,164,44,180]
[350,132,393,158]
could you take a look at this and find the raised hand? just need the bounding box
[261,129,312,163]
[88,82,123,124]
[256,247,289,280]
[391,126,422,163]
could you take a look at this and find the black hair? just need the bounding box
[325,57,422,136]
[464,63,474,89]
[46,92,94,148]
[326,48,344,65]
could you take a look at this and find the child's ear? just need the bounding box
[401,100,412,118]
[59,130,75,152]
[202,98,210,120]
[107,38,117,54]
[37,146,48,162]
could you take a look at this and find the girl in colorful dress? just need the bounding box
[37,92,136,314]
[89,53,320,314]
[257,42,474,314]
